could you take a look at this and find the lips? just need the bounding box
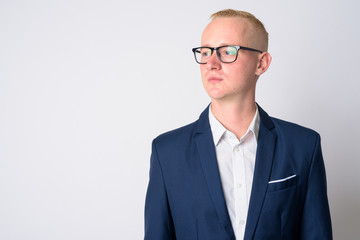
[207,76,223,83]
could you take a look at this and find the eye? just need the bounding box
[219,47,236,57]
[224,48,237,56]
[201,50,211,57]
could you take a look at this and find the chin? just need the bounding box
[205,89,222,99]
[207,93,227,101]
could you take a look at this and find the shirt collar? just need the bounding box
[208,104,260,146]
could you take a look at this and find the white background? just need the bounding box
[1,0,359,239]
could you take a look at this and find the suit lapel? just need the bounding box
[244,106,277,240]
[195,107,236,240]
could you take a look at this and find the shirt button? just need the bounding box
[235,146,240,152]
[237,183,242,188]
[239,220,245,225]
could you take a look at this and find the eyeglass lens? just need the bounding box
[195,46,238,63]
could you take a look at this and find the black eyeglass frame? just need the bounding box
[192,45,263,64]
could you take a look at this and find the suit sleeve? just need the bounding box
[144,140,176,240]
[300,135,332,239]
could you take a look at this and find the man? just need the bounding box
[145,9,332,240]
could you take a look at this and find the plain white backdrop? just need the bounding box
[1,0,359,239]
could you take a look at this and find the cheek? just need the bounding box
[200,65,206,75]
[229,64,252,79]
[200,66,207,81]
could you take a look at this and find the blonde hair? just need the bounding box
[210,9,268,51]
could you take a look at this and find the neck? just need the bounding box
[211,99,256,140]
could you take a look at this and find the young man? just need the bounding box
[145,9,332,240]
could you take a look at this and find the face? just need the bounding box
[200,17,262,103]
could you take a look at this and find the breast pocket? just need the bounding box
[267,175,297,192]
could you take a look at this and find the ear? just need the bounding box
[256,52,272,76]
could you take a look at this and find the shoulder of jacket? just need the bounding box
[270,117,320,141]
[154,120,199,144]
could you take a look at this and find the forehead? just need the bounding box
[201,17,252,46]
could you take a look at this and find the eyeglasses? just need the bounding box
[192,45,263,64]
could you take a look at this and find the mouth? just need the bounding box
[207,76,223,83]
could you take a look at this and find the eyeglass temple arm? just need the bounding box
[239,46,263,53]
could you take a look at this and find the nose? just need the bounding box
[206,51,221,70]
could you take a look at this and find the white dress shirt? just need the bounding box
[209,105,260,240]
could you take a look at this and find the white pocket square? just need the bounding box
[268,174,296,184]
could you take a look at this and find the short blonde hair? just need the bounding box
[210,9,268,51]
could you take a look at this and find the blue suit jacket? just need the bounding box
[145,105,332,240]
